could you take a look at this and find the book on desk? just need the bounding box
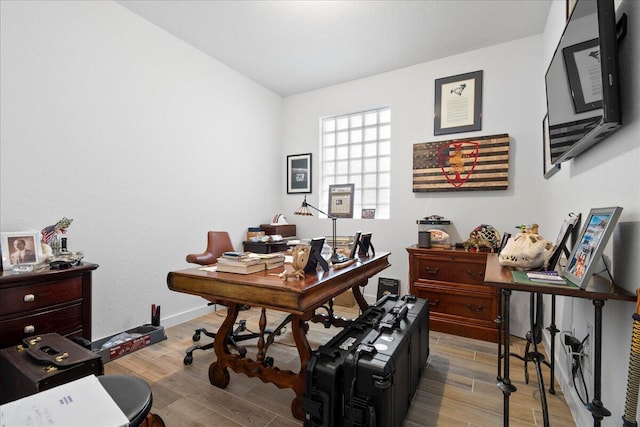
[511,270,577,287]
[214,252,285,274]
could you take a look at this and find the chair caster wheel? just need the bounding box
[263,357,274,367]
[184,355,193,365]
[238,347,247,358]
[192,333,201,342]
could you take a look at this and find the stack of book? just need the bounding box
[216,251,286,274]
[248,252,286,270]
[216,252,265,274]
[526,271,567,284]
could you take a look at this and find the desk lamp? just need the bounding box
[294,196,349,264]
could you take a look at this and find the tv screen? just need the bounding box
[545,0,621,165]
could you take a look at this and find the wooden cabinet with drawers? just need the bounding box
[407,246,498,342]
[0,263,97,348]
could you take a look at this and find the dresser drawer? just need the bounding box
[0,278,83,316]
[413,287,496,323]
[0,303,84,345]
[415,256,486,285]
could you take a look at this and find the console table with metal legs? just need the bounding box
[485,254,635,427]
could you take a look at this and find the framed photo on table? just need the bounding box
[328,184,354,218]
[563,207,622,289]
[434,70,483,135]
[287,153,312,194]
[1,231,43,270]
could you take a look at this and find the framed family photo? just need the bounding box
[1,231,43,270]
[563,207,622,289]
[287,153,312,194]
[434,70,483,135]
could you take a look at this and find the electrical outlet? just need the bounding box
[584,322,593,374]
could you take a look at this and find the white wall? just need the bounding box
[0,1,283,340]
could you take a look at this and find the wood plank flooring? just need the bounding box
[104,304,575,426]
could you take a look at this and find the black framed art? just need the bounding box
[287,153,311,194]
[434,70,483,135]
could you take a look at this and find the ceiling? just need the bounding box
[117,0,553,97]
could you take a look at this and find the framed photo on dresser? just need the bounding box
[1,231,43,269]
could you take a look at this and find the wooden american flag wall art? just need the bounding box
[412,133,510,192]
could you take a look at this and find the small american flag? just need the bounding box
[41,224,68,244]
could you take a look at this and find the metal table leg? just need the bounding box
[586,299,611,426]
[497,288,517,426]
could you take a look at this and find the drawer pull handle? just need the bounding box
[23,294,35,302]
[428,298,440,307]
[24,325,35,334]
[466,304,483,313]
[424,266,439,275]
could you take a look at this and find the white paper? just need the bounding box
[0,375,129,427]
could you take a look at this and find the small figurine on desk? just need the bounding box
[279,245,309,281]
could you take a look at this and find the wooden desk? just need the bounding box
[167,252,390,420]
[484,254,634,427]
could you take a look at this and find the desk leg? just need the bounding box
[547,294,558,395]
[209,303,239,389]
[208,302,311,421]
[586,299,611,427]
[497,289,517,427]
[528,292,549,427]
[352,281,370,312]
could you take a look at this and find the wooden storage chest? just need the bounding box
[0,263,97,348]
[407,246,498,342]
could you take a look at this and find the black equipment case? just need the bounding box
[0,333,104,404]
[304,294,429,427]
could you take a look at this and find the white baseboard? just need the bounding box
[160,304,218,329]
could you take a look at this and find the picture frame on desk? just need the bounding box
[287,153,311,194]
[563,207,622,289]
[328,183,354,218]
[548,212,581,270]
[1,231,43,270]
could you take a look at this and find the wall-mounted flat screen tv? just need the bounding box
[545,0,621,165]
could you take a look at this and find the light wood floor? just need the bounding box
[104,304,576,426]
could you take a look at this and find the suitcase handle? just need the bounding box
[24,334,89,367]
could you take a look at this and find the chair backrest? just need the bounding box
[186,231,234,266]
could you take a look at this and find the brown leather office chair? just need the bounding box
[183,231,260,365]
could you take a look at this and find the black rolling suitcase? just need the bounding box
[357,294,430,395]
[342,294,429,427]
[304,320,378,427]
[303,294,429,427]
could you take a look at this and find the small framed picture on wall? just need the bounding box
[287,153,312,194]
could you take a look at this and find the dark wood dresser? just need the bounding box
[407,246,498,342]
[0,263,97,348]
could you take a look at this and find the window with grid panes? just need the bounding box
[320,107,390,219]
